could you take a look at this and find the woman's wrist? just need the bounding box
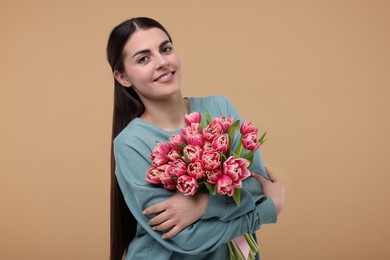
[196,193,209,218]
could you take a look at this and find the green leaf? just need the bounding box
[200,118,205,131]
[205,110,212,125]
[227,120,241,136]
[231,151,239,158]
[227,120,240,155]
[205,182,216,195]
[243,150,255,161]
[227,133,234,155]
[233,188,241,206]
[220,152,227,163]
[184,154,190,165]
[259,131,267,145]
[234,136,243,156]
[247,151,255,168]
[177,143,186,151]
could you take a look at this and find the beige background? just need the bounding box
[1,0,389,259]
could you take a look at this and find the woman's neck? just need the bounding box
[141,94,189,131]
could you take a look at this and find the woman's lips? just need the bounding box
[154,71,175,83]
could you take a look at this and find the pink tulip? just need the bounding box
[203,141,213,151]
[205,169,222,184]
[242,132,261,151]
[167,148,181,161]
[211,134,229,154]
[145,166,162,184]
[159,164,173,183]
[183,145,203,163]
[159,165,177,190]
[213,116,233,133]
[168,133,185,148]
[201,150,221,171]
[182,123,201,136]
[187,160,205,179]
[184,112,201,125]
[166,159,187,177]
[163,182,177,190]
[186,134,204,147]
[216,175,234,196]
[183,123,204,147]
[223,156,251,182]
[233,179,243,188]
[203,122,223,142]
[240,121,258,135]
[150,142,170,167]
[177,175,198,195]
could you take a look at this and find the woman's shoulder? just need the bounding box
[114,119,138,142]
[113,119,151,150]
[191,94,231,104]
[190,94,233,111]
[113,118,176,155]
[189,94,242,121]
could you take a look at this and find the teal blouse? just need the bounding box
[114,95,277,259]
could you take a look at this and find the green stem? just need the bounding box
[234,136,243,157]
[244,233,259,253]
[228,241,235,260]
[229,240,246,260]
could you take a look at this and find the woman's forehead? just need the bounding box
[124,28,170,55]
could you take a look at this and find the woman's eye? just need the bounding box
[161,46,172,53]
[137,56,149,64]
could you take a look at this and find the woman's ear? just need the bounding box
[113,70,132,88]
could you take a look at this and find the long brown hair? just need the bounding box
[106,17,172,260]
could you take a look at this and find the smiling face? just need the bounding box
[114,28,182,103]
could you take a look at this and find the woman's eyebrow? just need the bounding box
[132,40,172,58]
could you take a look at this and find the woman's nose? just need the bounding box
[155,54,168,69]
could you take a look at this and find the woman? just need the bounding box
[107,17,285,260]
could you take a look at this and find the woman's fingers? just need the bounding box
[148,210,171,226]
[251,172,268,185]
[252,167,286,215]
[265,167,278,182]
[143,191,208,238]
[252,167,278,184]
[143,200,167,215]
[152,218,175,232]
[162,225,183,239]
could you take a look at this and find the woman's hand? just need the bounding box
[143,191,208,239]
[252,167,286,215]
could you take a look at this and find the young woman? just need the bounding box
[107,17,285,260]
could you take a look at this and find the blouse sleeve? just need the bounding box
[114,140,273,255]
[200,95,277,223]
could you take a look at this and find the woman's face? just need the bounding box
[115,28,182,102]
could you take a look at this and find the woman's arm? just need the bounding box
[144,167,285,238]
[124,181,273,255]
[252,168,286,215]
[114,140,278,255]
[143,191,209,239]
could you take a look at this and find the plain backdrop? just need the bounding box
[1,0,389,259]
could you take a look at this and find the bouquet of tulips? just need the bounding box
[146,111,267,260]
